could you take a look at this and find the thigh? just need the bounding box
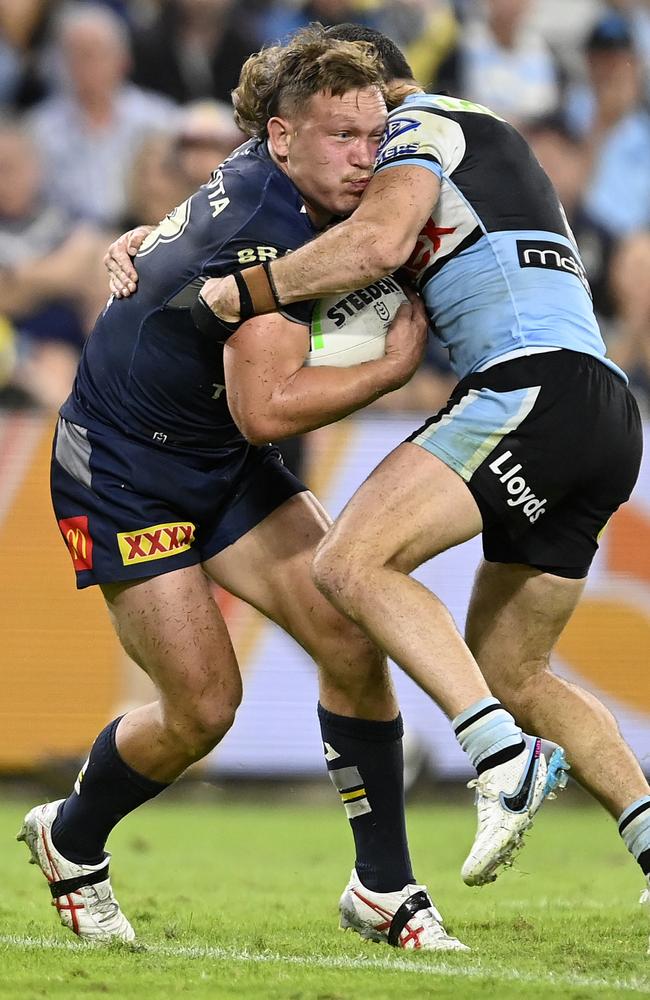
[465,559,586,689]
[102,564,241,709]
[322,441,483,573]
[205,490,329,615]
[199,445,308,561]
[205,492,397,721]
[205,490,363,654]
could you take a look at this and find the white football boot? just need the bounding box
[640,875,650,955]
[339,868,469,951]
[462,736,570,887]
[17,800,135,943]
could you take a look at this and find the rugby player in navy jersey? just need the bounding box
[196,25,650,936]
[17,29,479,953]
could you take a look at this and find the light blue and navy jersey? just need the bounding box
[375,93,626,382]
[62,139,315,455]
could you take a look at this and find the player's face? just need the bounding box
[270,86,387,226]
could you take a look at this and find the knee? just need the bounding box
[315,616,386,685]
[311,615,393,717]
[281,569,388,703]
[311,533,365,611]
[311,534,345,601]
[164,681,242,762]
[492,663,550,729]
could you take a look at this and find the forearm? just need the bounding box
[11,259,75,304]
[230,357,402,443]
[271,219,403,304]
[208,167,439,323]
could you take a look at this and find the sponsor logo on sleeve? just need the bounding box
[516,239,591,296]
[375,116,422,167]
[58,515,94,571]
[206,168,230,219]
[488,451,546,524]
[375,142,420,167]
[117,521,196,566]
[377,117,421,155]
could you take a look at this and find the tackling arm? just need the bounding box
[273,165,440,300]
[202,165,441,323]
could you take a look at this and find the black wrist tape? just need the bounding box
[234,271,255,322]
[191,293,237,342]
[263,260,282,307]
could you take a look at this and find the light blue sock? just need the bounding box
[453,697,524,773]
[618,796,650,872]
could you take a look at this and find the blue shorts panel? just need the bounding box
[409,384,542,483]
[51,418,306,589]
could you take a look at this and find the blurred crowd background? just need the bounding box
[0,0,649,425]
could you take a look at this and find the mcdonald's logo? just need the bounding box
[116,521,196,566]
[58,515,94,572]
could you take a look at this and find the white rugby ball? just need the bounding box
[305,276,407,367]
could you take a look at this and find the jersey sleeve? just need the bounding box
[374,105,466,178]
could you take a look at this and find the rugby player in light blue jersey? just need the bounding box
[197,26,650,934]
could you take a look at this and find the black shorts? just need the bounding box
[407,350,643,578]
[51,417,306,589]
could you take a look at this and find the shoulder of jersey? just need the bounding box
[204,138,305,216]
[388,93,505,123]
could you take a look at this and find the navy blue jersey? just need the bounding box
[61,140,315,456]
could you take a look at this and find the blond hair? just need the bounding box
[232,25,385,139]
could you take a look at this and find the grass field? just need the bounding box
[1,793,648,999]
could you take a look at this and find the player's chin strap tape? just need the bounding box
[237,261,281,321]
[387,890,432,947]
[49,864,110,899]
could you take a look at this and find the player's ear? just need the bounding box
[267,116,291,161]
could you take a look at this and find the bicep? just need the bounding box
[355,165,441,257]
[223,313,309,420]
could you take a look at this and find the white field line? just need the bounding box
[1,934,648,994]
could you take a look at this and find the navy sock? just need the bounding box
[318,703,414,893]
[51,717,169,864]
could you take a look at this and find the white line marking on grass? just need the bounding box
[1,934,648,993]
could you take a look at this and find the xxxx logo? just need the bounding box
[117,521,196,566]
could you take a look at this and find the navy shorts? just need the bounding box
[408,350,643,579]
[51,417,307,589]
